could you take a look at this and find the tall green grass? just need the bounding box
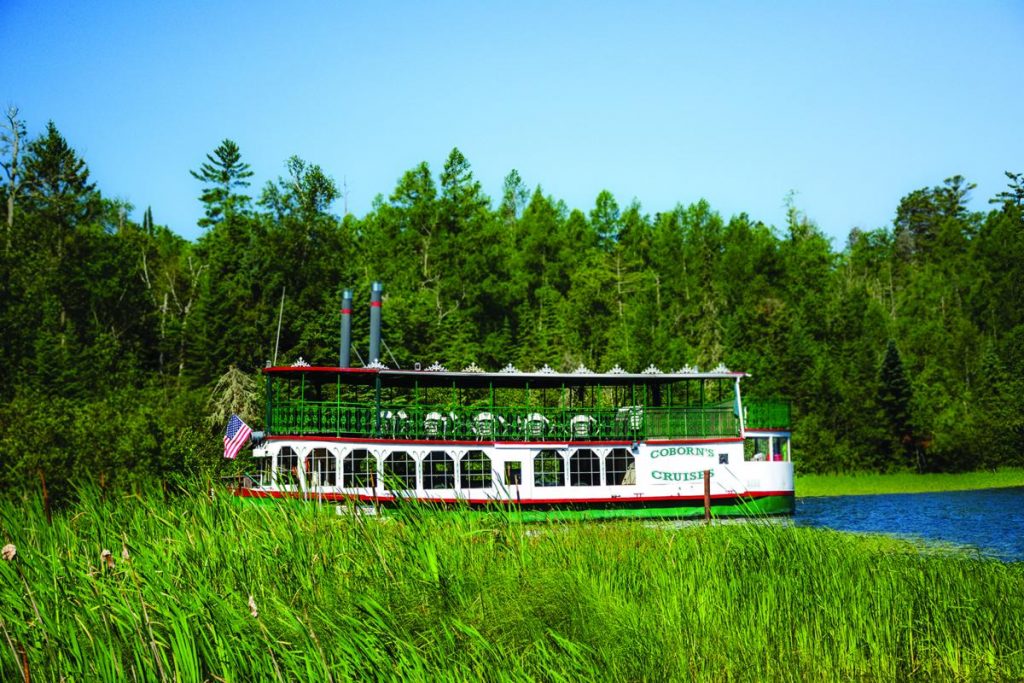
[1,483,1022,681]
[798,467,1024,497]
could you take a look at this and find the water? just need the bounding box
[796,486,1024,561]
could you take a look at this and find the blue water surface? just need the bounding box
[796,486,1024,561]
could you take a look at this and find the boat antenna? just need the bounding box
[273,285,285,366]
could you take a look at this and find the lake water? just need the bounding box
[796,486,1024,561]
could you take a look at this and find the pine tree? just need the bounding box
[190,139,253,228]
[877,340,916,471]
[22,121,98,256]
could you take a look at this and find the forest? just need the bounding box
[1,110,1022,498]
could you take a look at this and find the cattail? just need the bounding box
[1,544,15,561]
[101,549,114,570]
[248,594,259,618]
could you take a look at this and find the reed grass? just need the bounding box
[1,483,1022,681]
[797,467,1024,497]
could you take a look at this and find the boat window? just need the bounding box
[534,449,564,487]
[569,449,601,486]
[275,446,300,487]
[309,448,336,487]
[775,437,790,462]
[254,455,272,486]
[504,460,522,486]
[606,448,636,486]
[747,437,770,461]
[343,449,376,487]
[460,450,492,489]
[423,451,455,489]
[383,451,417,491]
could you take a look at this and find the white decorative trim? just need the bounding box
[291,357,310,367]
[641,364,663,374]
[712,362,730,373]
[537,364,556,374]
[677,364,698,374]
[607,364,627,374]
[425,361,447,372]
[366,360,388,370]
[461,362,484,373]
[499,363,520,374]
[572,363,594,374]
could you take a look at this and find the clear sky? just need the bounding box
[3,1,1022,243]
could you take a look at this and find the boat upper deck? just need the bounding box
[263,365,791,442]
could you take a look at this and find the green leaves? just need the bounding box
[4,107,1024,482]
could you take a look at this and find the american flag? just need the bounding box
[224,414,253,459]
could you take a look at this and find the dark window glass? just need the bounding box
[606,448,636,486]
[569,449,601,486]
[534,449,564,487]
[310,447,337,486]
[343,449,376,487]
[423,451,455,489]
[276,446,300,487]
[383,451,417,491]
[461,450,492,489]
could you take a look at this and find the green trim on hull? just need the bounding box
[233,490,794,521]
[509,494,794,522]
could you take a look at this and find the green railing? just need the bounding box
[268,402,741,441]
[745,400,791,430]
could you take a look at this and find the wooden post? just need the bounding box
[703,469,711,523]
[38,469,51,526]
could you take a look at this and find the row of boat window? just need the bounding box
[258,447,637,489]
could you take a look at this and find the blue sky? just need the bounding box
[3,1,1022,243]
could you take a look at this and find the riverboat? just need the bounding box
[236,285,794,520]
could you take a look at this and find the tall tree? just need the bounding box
[1,105,26,252]
[989,171,1024,209]
[590,190,621,245]
[499,168,529,226]
[190,139,253,228]
[22,121,98,258]
[877,340,917,471]
[259,155,338,222]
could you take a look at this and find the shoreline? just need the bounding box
[795,467,1024,498]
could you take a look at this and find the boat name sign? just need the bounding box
[650,446,716,459]
[651,469,714,483]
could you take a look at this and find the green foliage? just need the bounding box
[1,488,1023,680]
[1,110,1023,490]
[797,467,1024,497]
[877,340,916,471]
[190,139,253,228]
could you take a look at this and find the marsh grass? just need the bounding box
[1,482,1022,681]
[797,467,1024,497]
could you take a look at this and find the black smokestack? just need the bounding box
[339,289,353,368]
[369,281,383,365]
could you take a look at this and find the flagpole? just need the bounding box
[273,286,285,366]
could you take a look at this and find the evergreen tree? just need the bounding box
[590,190,620,245]
[877,340,917,471]
[989,171,1024,209]
[22,121,98,255]
[190,139,253,228]
[499,168,529,226]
